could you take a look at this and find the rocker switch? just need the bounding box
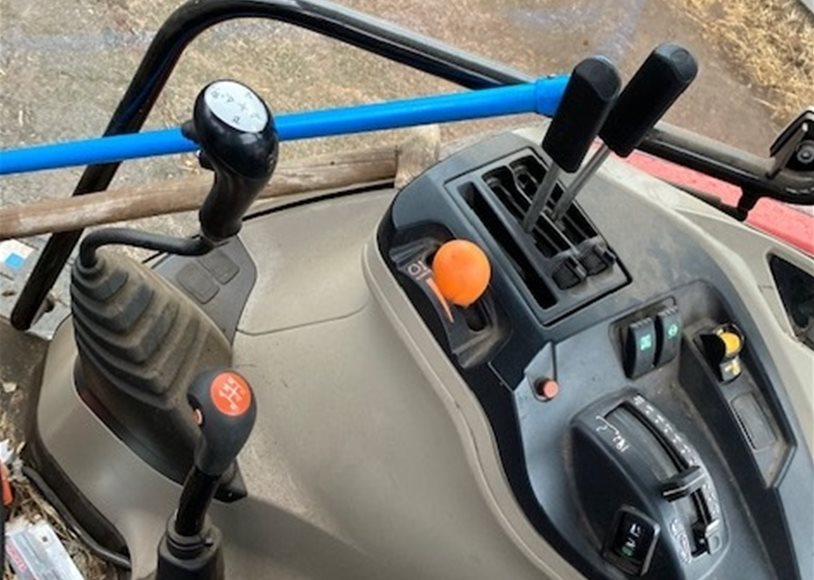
[624,318,657,378]
[655,306,681,366]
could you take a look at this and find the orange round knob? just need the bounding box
[432,239,491,307]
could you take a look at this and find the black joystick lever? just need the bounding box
[156,369,257,580]
[521,56,621,232]
[77,80,277,268]
[184,80,279,243]
[550,43,698,221]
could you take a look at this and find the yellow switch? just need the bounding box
[718,331,742,357]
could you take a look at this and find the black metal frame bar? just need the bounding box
[11,0,813,330]
[643,124,814,208]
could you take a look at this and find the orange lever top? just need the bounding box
[432,239,491,307]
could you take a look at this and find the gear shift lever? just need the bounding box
[77,79,278,268]
[184,80,279,243]
[156,369,257,580]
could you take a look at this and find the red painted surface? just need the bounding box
[625,152,813,256]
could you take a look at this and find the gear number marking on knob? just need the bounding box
[210,372,253,416]
[204,80,268,133]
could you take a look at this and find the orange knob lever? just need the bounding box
[432,239,491,307]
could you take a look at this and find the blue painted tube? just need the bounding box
[0,76,567,176]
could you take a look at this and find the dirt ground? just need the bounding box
[0,0,811,578]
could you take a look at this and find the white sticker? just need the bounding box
[204,80,268,133]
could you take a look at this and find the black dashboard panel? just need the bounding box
[377,129,812,579]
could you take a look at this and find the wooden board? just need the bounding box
[0,147,403,241]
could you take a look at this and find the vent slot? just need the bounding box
[498,156,599,246]
[453,150,626,321]
[482,155,610,271]
[484,165,572,258]
[459,183,556,308]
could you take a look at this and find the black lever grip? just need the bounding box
[187,369,258,477]
[543,56,621,172]
[600,43,698,157]
[184,80,279,243]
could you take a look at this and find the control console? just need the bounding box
[376,127,811,579]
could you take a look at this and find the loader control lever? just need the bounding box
[156,369,257,580]
[521,56,621,231]
[551,43,698,220]
[184,80,279,243]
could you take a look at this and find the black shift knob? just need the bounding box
[186,80,278,243]
[187,369,257,477]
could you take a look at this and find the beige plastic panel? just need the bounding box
[231,189,571,578]
[238,192,394,334]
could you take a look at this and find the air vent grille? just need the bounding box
[456,151,625,319]
[484,156,600,253]
[459,182,557,308]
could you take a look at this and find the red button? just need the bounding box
[535,379,560,401]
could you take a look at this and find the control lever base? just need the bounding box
[156,514,224,580]
[522,164,561,232]
[69,251,244,502]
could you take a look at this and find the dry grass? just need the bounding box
[680,0,814,124]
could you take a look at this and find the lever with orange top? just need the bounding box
[156,368,257,580]
[431,239,492,309]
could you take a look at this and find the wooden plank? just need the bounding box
[0,146,398,241]
[395,125,441,188]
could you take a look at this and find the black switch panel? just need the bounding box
[603,506,660,576]
[655,306,681,366]
[624,318,657,378]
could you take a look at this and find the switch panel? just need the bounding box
[603,506,660,576]
[378,129,804,580]
[621,305,682,378]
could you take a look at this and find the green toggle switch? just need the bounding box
[655,306,682,366]
[625,318,657,378]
